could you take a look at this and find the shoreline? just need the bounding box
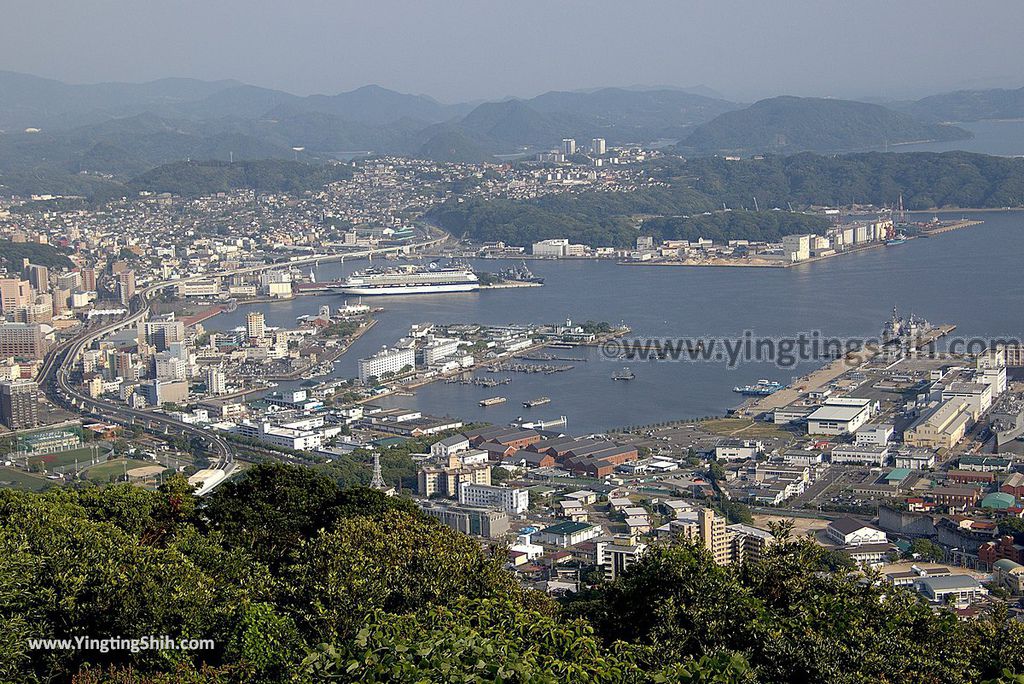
[361,327,631,404]
[617,219,984,269]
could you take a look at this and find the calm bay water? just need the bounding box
[212,211,1024,433]
[892,119,1024,156]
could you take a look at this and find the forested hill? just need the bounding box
[903,85,1024,123]
[0,240,74,272]
[3,462,1024,682]
[429,151,1024,248]
[128,159,354,196]
[680,96,969,154]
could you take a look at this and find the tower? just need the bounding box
[369,452,387,490]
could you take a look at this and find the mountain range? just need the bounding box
[0,70,1020,186]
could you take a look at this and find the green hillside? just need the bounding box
[682,96,969,154]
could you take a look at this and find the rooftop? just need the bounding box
[541,521,595,536]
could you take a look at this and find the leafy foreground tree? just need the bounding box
[1,463,1023,682]
[568,535,1024,683]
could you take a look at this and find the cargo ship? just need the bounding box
[332,263,479,295]
[479,396,507,407]
[612,367,635,381]
[523,396,551,408]
[732,379,784,396]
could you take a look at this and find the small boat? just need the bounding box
[885,236,908,246]
[479,396,507,407]
[523,396,551,408]
[612,367,635,381]
[511,415,567,430]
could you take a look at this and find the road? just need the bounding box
[35,230,449,494]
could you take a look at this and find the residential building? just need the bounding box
[0,322,47,360]
[0,278,32,313]
[0,379,39,429]
[418,453,491,497]
[602,542,646,581]
[727,523,777,563]
[358,345,415,384]
[246,311,266,340]
[457,482,529,514]
[207,367,227,395]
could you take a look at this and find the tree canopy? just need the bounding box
[2,464,1024,682]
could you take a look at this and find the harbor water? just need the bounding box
[210,210,1024,434]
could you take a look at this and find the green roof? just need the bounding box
[541,521,594,536]
[981,492,1016,510]
[885,468,912,482]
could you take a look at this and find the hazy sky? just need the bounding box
[3,0,1022,102]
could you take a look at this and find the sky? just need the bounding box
[2,0,1023,103]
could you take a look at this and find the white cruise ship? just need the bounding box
[333,264,479,295]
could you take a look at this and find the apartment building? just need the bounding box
[457,482,529,514]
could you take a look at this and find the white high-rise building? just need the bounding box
[358,346,415,384]
[591,138,606,155]
[562,138,576,155]
[207,367,227,395]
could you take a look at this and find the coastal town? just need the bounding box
[8,4,1024,680]
[2,146,1023,621]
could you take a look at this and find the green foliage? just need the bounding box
[284,511,523,643]
[643,210,828,243]
[202,462,415,565]
[681,96,968,154]
[128,159,354,197]
[0,240,74,272]
[718,500,753,525]
[298,597,752,683]
[429,151,1024,247]
[4,462,1024,682]
[427,184,714,248]
[909,538,946,562]
[569,537,1024,683]
[674,151,1024,211]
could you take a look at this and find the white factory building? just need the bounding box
[806,397,873,435]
